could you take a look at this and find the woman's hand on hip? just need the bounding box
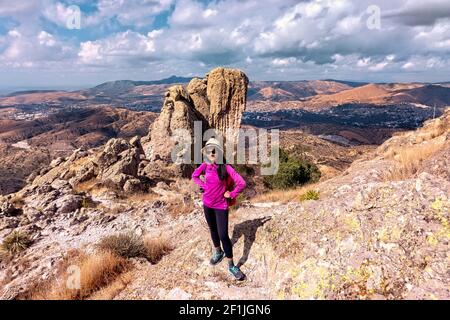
[224,191,231,198]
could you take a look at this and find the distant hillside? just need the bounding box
[248,80,355,101]
[247,83,450,112]
[85,76,194,96]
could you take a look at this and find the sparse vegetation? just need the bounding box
[263,149,321,189]
[252,183,318,203]
[97,233,146,259]
[28,250,128,300]
[97,232,172,263]
[384,141,444,181]
[165,196,196,217]
[1,231,31,254]
[143,236,172,264]
[73,178,98,194]
[299,190,320,202]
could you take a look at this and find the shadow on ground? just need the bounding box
[231,216,271,267]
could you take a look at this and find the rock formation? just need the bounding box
[144,67,249,165]
[28,136,145,193]
[205,67,249,137]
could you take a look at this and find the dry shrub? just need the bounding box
[252,183,318,203]
[97,233,145,259]
[73,178,99,194]
[384,142,444,181]
[126,192,159,204]
[1,231,31,254]
[98,233,172,264]
[164,196,196,217]
[28,250,128,300]
[76,251,127,299]
[143,236,172,264]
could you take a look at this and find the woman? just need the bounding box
[191,138,247,281]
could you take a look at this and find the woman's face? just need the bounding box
[205,147,216,163]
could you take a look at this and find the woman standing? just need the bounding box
[191,138,247,281]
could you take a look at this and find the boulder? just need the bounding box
[123,178,145,193]
[0,201,21,217]
[97,138,132,168]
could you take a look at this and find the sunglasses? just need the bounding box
[205,148,216,155]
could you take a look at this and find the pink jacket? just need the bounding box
[192,163,246,210]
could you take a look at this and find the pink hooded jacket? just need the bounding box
[192,163,246,210]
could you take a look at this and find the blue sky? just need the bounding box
[0,0,449,90]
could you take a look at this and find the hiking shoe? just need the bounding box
[210,250,225,265]
[229,265,246,281]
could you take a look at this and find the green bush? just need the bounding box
[299,190,320,202]
[2,231,31,254]
[234,164,256,176]
[263,149,321,189]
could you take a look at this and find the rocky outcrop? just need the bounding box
[205,67,249,139]
[97,139,142,189]
[28,136,146,193]
[0,200,21,217]
[146,86,203,162]
[144,67,249,166]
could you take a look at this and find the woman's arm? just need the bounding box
[191,163,207,188]
[226,165,246,199]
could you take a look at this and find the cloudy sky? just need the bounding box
[0,0,449,89]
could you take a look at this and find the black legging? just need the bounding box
[203,205,233,258]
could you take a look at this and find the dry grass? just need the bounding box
[73,178,99,194]
[164,196,196,217]
[9,194,25,209]
[126,192,159,204]
[252,183,319,203]
[28,250,128,300]
[384,142,444,181]
[143,236,173,264]
[88,272,133,300]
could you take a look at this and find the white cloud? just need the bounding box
[357,57,371,67]
[272,57,297,66]
[38,31,56,47]
[402,61,414,69]
[78,41,102,63]
[1,0,450,85]
[368,61,388,71]
[77,30,162,65]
